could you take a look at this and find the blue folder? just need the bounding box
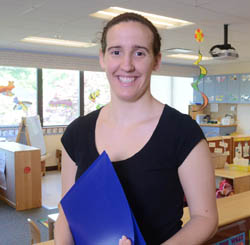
[61,151,146,245]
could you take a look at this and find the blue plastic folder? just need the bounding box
[61,151,146,245]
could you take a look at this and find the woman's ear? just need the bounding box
[153,53,162,71]
[99,49,105,70]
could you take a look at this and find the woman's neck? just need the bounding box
[104,95,163,126]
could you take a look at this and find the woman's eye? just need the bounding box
[135,51,145,57]
[112,50,120,55]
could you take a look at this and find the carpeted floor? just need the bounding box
[0,199,58,245]
[38,218,49,228]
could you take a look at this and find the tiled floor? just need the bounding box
[42,170,62,209]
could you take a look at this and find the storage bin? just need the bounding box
[211,153,227,169]
[228,164,250,172]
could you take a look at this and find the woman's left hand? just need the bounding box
[119,235,131,245]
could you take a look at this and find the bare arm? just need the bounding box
[54,147,77,245]
[162,139,218,245]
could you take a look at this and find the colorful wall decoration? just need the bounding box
[88,89,103,110]
[0,81,15,96]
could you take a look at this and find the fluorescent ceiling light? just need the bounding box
[167,54,213,60]
[165,48,193,54]
[21,36,97,48]
[90,7,193,29]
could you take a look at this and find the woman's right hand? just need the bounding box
[119,235,131,245]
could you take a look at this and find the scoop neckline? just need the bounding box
[91,105,167,165]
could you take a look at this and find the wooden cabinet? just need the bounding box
[200,124,237,137]
[193,76,204,104]
[239,74,250,103]
[0,142,41,210]
[203,75,216,103]
[227,74,240,103]
[214,75,228,103]
[215,169,250,194]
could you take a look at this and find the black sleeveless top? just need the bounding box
[61,104,205,244]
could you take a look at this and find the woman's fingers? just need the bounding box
[119,235,131,245]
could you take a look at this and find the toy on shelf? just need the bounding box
[216,179,234,198]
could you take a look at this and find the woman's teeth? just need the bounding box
[119,76,135,83]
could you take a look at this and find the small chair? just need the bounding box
[56,149,62,171]
[41,153,51,176]
[27,218,41,244]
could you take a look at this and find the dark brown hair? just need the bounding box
[100,12,161,57]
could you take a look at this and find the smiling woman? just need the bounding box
[99,21,161,103]
[55,12,218,245]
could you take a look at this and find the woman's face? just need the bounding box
[99,21,161,102]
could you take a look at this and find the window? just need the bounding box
[151,75,172,105]
[42,69,80,126]
[172,77,193,114]
[0,65,193,128]
[151,75,193,114]
[0,66,37,126]
[84,71,110,115]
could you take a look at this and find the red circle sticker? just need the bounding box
[24,166,31,174]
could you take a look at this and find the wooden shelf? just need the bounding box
[0,142,41,210]
[215,168,250,194]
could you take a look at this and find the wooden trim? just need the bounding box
[0,194,16,208]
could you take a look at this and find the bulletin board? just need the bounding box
[16,115,46,156]
[232,135,250,161]
[207,136,233,164]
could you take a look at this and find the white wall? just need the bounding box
[206,61,250,75]
[44,134,63,167]
[236,104,250,135]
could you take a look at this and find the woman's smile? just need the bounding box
[118,76,136,83]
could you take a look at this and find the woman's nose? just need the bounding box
[120,55,135,72]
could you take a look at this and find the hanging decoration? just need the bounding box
[191,28,209,112]
[194,28,204,43]
[0,81,15,96]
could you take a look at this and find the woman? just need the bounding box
[54,12,218,244]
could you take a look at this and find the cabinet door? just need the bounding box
[203,76,215,103]
[200,126,220,137]
[239,74,250,103]
[214,75,228,103]
[227,74,240,103]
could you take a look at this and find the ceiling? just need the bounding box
[1,0,250,66]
